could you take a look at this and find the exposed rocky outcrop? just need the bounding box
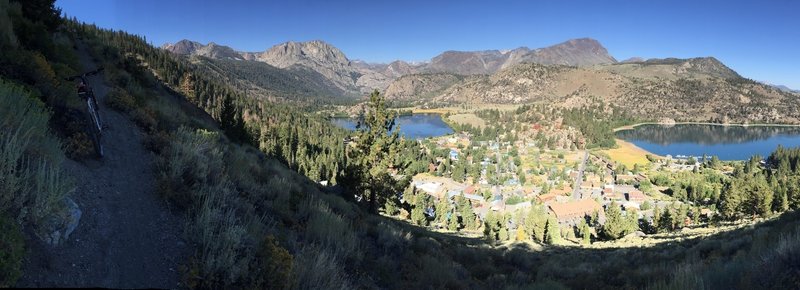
[34,197,81,245]
[383,73,464,101]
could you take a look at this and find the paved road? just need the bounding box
[572,150,589,200]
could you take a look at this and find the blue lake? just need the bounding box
[331,113,454,139]
[616,124,800,160]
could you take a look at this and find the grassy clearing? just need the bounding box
[448,113,486,128]
[597,138,652,168]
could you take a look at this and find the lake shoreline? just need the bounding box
[614,122,800,161]
[613,122,800,132]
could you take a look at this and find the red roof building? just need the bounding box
[548,199,603,225]
[626,190,646,202]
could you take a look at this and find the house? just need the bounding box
[569,171,579,179]
[626,190,646,202]
[464,185,476,195]
[416,181,442,195]
[550,186,572,196]
[700,208,714,218]
[449,149,459,161]
[621,201,640,211]
[490,199,505,211]
[462,193,486,204]
[506,201,532,212]
[613,184,637,195]
[548,199,603,225]
[616,174,638,183]
[537,193,557,204]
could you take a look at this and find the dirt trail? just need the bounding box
[17,44,188,288]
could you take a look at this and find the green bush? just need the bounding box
[0,79,72,226]
[156,128,223,208]
[253,235,294,289]
[105,87,136,112]
[293,246,351,290]
[0,214,24,287]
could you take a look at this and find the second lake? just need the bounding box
[616,124,800,160]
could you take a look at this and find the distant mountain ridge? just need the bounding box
[421,38,617,75]
[161,37,790,120]
[767,83,800,94]
[161,37,621,98]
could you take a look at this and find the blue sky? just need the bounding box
[57,0,799,88]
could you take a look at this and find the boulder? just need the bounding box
[35,197,82,245]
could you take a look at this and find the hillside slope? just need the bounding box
[18,43,188,288]
[392,60,800,124]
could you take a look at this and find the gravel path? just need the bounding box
[17,43,188,289]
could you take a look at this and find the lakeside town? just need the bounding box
[397,115,724,243]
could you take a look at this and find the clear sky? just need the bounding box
[56,0,799,88]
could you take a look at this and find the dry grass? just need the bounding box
[448,113,486,128]
[406,104,521,114]
[597,139,653,168]
[411,107,460,114]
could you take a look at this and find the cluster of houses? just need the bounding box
[412,171,661,229]
[412,129,716,230]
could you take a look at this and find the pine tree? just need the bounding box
[774,189,789,212]
[435,197,450,224]
[544,216,559,244]
[498,227,509,242]
[718,183,743,221]
[659,207,675,232]
[448,213,459,231]
[525,206,548,242]
[343,90,405,213]
[411,192,428,226]
[650,206,662,234]
[601,201,633,239]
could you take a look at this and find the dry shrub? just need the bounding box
[105,87,136,112]
[143,130,171,154]
[64,131,93,158]
[253,235,294,289]
[132,107,158,132]
[156,128,223,208]
[293,246,351,290]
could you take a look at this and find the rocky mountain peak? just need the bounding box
[524,37,617,66]
[162,39,204,55]
[259,40,351,69]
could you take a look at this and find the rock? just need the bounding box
[36,197,82,245]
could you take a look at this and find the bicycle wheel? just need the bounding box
[87,99,104,158]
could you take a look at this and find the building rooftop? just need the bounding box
[548,199,602,221]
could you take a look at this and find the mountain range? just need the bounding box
[162,37,800,123]
[162,38,619,97]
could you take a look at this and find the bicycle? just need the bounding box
[65,67,105,158]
